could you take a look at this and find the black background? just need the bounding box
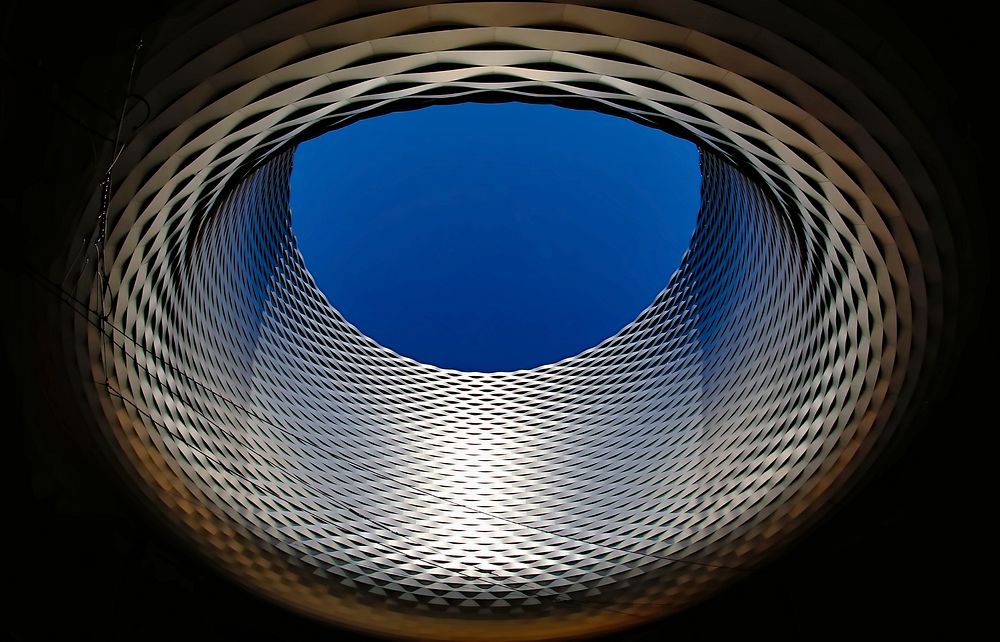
[2,1,989,639]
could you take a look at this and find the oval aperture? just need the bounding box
[290,103,700,371]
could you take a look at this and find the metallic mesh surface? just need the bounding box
[157,145,845,609]
[61,2,945,640]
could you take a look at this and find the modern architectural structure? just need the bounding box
[5,1,986,640]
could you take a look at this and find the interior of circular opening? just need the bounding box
[288,102,700,372]
[143,138,840,612]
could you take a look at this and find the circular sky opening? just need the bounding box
[289,102,700,372]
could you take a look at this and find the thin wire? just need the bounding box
[61,92,150,285]
[124,93,151,129]
[95,35,144,382]
[108,38,143,173]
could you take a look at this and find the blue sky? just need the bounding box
[289,102,699,372]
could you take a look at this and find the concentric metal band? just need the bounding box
[62,2,944,640]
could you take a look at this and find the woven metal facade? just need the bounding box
[59,2,950,640]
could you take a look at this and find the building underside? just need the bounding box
[3,1,988,639]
